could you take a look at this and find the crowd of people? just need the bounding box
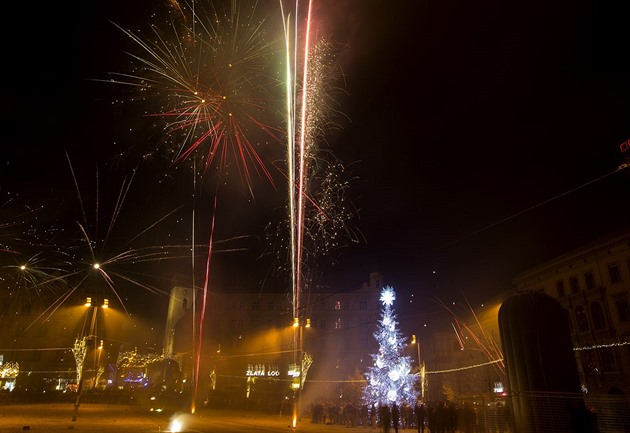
[308,400,510,433]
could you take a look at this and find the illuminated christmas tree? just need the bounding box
[362,286,419,406]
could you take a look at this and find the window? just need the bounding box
[360,317,369,329]
[590,302,606,330]
[335,318,342,329]
[320,319,326,329]
[359,301,368,310]
[614,298,630,322]
[334,301,341,311]
[556,280,566,298]
[267,302,274,311]
[342,301,350,311]
[569,276,579,294]
[584,271,595,290]
[608,263,622,284]
[575,305,589,332]
[252,301,260,311]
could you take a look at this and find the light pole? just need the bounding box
[290,317,311,427]
[72,297,108,422]
[92,339,104,390]
[411,334,425,403]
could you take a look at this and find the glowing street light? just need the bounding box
[291,317,312,428]
[411,334,426,403]
[72,296,109,422]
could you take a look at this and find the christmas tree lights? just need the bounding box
[362,286,419,406]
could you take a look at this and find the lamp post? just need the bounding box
[71,297,108,422]
[291,317,311,427]
[92,339,104,390]
[411,334,425,403]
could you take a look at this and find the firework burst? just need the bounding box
[107,0,286,195]
[265,155,362,292]
[2,157,247,330]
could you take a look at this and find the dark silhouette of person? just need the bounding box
[391,403,400,433]
[379,404,391,433]
[415,402,426,433]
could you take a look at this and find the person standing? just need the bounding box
[379,404,391,433]
[391,403,400,433]
[415,402,426,433]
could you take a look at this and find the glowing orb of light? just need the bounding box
[93,263,100,269]
[387,390,397,402]
[380,287,396,306]
[168,418,183,432]
[167,413,191,433]
[376,356,384,368]
[388,370,400,382]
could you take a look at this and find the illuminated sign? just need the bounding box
[493,382,504,394]
[246,364,280,377]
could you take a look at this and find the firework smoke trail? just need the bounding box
[279,0,355,326]
[191,194,217,414]
[279,0,314,328]
[278,3,317,425]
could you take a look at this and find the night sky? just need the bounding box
[2,0,630,324]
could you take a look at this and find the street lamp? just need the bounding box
[71,297,108,422]
[291,317,312,427]
[411,334,425,403]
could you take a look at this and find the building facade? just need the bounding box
[512,227,630,397]
[165,272,384,408]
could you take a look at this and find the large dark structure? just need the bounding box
[499,291,594,432]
